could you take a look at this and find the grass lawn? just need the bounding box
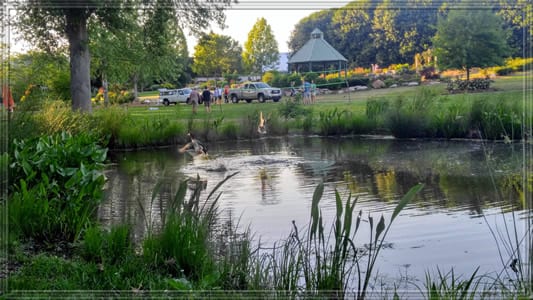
[118,72,529,126]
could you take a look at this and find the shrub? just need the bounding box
[9,132,107,242]
[277,94,311,119]
[419,66,440,80]
[446,79,492,92]
[347,76,370,87]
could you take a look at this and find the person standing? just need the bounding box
[213,86,221,105]
[2,84,15,112]
[303,80,311,104]
[189,87,200,114]
[310,80,317,104]
[223,85,230,103]
[202,86,212,113]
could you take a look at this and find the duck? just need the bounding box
[179,132,208,155]
[257,111,267,134]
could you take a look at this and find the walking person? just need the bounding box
[189,87,200,114]
[202,86,212,113]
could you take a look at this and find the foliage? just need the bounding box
[243,18,279,74]
[81,225,134,265]
[115,117,186,148]
[8,100,96,147]
[258,182,423,297]
[8,51,70,102]
[419,267,483,300]
[15,0,232,112]
[9,132,107,242]
[469,96,523,140]
[192,32,243,77]
[277,94,311,119]
[142,172,239,281]
[318,108,350,135]
[432,9,510,80]
[288,1,528,69]
[446,78,493,93]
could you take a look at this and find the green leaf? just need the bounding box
[374,215,385,245]
[310,182,324,239]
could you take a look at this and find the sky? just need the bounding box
[185,0,349,54]
[10,1,351,54]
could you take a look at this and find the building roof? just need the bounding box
[288,28,347,64]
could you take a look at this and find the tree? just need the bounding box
[432,8,511,80]
[192,32,242,77]
[288,10,334,54]
[330,0,376,67]
[371,0,401,66]
[90,8,190,102]
[16,0,232,113]
[242,18,279,74]
[9,50,70,102]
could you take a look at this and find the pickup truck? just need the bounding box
[229,82,282,103]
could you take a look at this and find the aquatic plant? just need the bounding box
[9,132,107,242]
[318,107,350,135]
[142,172,239,281]
[256,182,424,298]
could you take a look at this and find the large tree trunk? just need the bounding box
[66,12,92,113]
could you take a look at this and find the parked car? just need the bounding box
[159,88,196,105]
[229,82,282,103]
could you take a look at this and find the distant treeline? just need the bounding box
[287,0,531,67]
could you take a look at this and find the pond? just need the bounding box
[99,135,527,285]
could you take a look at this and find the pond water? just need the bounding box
[100,135,527,285]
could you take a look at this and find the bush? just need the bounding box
[419,66,440,80]
[446,79,492,93]
[277,94,311,119]
[9,132,107,242]
[347,76,370,87]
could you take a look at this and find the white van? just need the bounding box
[158,88,192,106]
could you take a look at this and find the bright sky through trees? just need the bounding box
[185,1,349,53]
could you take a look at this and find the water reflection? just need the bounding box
[99,136,526,279]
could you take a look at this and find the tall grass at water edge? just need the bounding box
[368,87,528,140]
[5,161,531,297]
[7,132,107,243]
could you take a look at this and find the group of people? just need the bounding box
[188,85,231,114]
[302,80,317,105]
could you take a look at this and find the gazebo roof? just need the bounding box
[288,28,347,64]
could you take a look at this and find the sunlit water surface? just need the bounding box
[100,136,527,286]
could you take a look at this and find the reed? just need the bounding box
[142,172,239,282]
[318,107,350,135]
[417,267,483,300]
[256,182,424,298]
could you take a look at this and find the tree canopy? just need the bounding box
[192,32,242,77]
[15,0,233,113]
[432,8,510,80]
[288,0,529,68]
[242,18,279,74]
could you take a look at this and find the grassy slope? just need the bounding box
[127,73,527,124]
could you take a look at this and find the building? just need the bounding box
[287,28,347,75]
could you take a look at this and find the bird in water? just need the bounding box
[179,132,208,156]
[257,111,267,134]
